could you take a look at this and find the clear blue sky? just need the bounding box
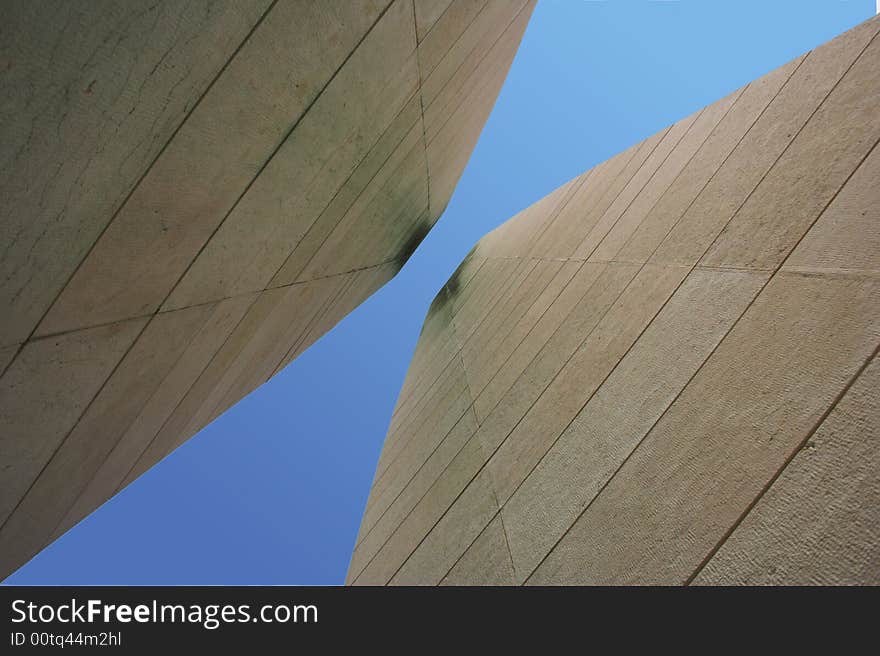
[7,0,874,585]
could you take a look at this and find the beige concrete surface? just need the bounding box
[350,15,880,585]
[0,0,533,579]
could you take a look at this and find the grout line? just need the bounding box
[412,0,433,222]
[422,1,532,151]
[24,260,399,344]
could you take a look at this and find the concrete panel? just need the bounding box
[372,363,471,491]
[528,273,880,584]
[652,17,879,266]
[420,0,528,109]
[35,1,391,336]
[451,259,522,343]
[701,33,880,270]
[464,260,564,394]
[422,2,528,147]
[469,261,582,400]
[122,289,289,487]
[280,263,399,373]
[459,260,544,360]
[694,355,880,585]
[417,0,483,69]
[366,385,472,528]
[206,278,352,421]
[441,514,515,586]
[383,354,466,452]
[296,128,429,280]
[384,258,485,425]
[0,0,269,346]
[551,134,666,260]
[425,4,534,221]
[473,262,639,461]
[503,269,767,580]
[0,318,146,526]
[0,305,212,576]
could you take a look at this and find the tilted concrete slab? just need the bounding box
[349,15,880,585]
[0,0,534,579]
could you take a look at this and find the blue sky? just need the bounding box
[7,0,874,585]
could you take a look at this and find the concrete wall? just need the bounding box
[0,0,534,579]
[349,14,880,585]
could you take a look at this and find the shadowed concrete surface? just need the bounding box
[0,0,534,579]
[348,14,880,585]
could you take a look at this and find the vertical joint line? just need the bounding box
[411,0,432,220]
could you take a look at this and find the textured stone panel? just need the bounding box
[352,15,880,586]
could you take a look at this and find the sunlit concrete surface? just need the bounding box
[348,14,880,585]
[0,0,534,579]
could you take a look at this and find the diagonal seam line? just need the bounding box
[25,259,399,344]
[686,339,880,585]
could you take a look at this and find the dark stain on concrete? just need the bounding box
[392,218,433,274]
[423,245,477,333]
